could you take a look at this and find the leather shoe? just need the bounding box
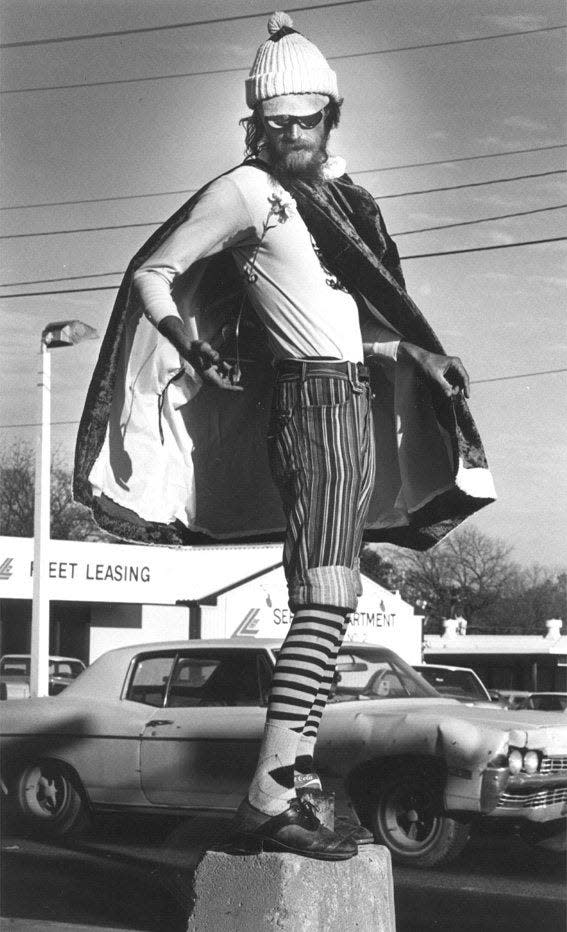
[335,816,375,845]
[229,797,357,861]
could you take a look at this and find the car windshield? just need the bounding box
[330,648,439,701]
[0,657,84,679]
[526,694,567,711]
[271,646,438,702]
[0,657,30,677]
[49,660,84,679]
[415,667,488,701]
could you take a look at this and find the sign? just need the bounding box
[0,536,282,605]
[205,566,422,663]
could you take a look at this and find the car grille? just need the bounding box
[498,786,567,809]
[540,756,567,775]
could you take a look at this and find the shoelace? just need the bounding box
[297,795,322,829]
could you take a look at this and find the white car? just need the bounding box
[0,654,86,700]
[2,640,566,867]
[412,663,497,708]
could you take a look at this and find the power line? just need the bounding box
[470,368,567,385]
[0,1,377,49]
[0,187,196,212]
[2,204,565,288]
[1,366,565,430]
[0,220,159,241]
[1,270,124,288]
[0,236,564,299]
[393,203,566,236]
[401,235,566,259]
[375,169,566,199]
[1,25,564,94]
[352,143,567,177]
[2,144,564,212]
[2,172,564,241]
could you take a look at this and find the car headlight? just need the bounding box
[508,749,524,774]
[523,750,540,774]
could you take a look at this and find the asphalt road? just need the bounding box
[1,813,565,932]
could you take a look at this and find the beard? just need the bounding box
[266,133,330,185]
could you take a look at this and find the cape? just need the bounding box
[73,160,495,550]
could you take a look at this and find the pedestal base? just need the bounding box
[187,846,396,931]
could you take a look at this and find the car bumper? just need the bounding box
[481,767,567,822]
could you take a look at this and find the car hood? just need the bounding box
[350,697,567,760]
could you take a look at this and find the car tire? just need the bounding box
[370,766,471,867]
[15,760,90,837]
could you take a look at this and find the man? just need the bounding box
[74,12,495,861]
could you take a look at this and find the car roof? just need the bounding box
[527,692,567,698]
[93,638,399,658]
[0,653,84,663]
[413,663,477,674]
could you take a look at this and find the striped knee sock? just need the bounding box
[247,605,348,815]
[295,615,349,778]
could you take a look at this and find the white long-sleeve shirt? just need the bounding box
[133,163,400,363]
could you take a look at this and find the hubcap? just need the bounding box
[379,781,441,854]
[23,766,69,820]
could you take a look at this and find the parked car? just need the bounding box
[0,654,86,700]
[1,640,566,868]
[492,690,533,710]
[516,693,567,713]
[412,663,497,707]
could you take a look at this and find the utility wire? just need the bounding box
[2,172,564,241]
[393,203,566,236]
[351,143,567,177]
[0,1,379,48]
[0,236,564,299]
[1,25,563,95]
[375,169,566,199]
[401,235,566,259]
[0,221,160,241]
[471,368,567,385]
[2,143,565,212]
[1,366,565,430]
[2,204,564,287]
[1,270,126,288]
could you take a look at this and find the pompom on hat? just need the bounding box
[246,11,339,109]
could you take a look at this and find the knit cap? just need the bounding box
[246,11,339,109]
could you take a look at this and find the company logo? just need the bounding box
[232,608,260,638]
[0,557,14,580]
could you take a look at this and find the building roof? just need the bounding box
[424,635,567,656]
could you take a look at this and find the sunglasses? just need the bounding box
[263,108,326,130]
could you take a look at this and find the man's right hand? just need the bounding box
[157,316,243,391]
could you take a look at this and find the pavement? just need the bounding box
[1,814,565,932]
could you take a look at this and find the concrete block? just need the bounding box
[187,846,396,931]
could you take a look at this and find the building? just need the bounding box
[0,536,422,665]
[424,617,567,693]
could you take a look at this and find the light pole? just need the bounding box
[29,320,98,698]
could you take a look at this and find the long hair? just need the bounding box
[239,99,343,158]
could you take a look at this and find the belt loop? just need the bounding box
[300,360,307,395]
[351,361,363,394]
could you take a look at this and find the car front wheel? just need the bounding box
[15,761,89,837]
[370,767,471,867]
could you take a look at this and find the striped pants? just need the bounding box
[262,360,376,739]
[268,360,376,613]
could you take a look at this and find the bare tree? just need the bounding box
[0,442,107,540]
[367,529,517,631]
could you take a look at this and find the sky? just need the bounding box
[0,0,565,568]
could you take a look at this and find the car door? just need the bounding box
[136,648,272,809]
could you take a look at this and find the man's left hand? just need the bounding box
[399,342,470,399]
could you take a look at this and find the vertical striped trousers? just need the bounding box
[268,360,376,613]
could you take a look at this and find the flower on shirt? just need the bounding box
[267,190,296,224]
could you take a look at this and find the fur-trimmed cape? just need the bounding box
[74,161,495,549]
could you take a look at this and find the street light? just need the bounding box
[30,320,98,698]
